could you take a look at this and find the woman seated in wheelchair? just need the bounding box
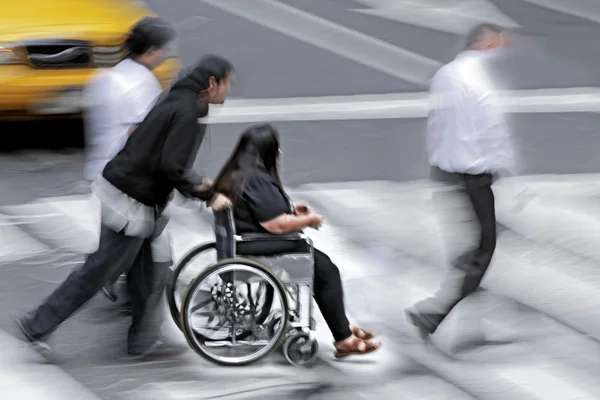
[212,123,380,358]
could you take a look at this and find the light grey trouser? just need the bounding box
[411,167,497,333]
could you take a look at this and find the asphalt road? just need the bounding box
[2,110,600,208]
[153,0,600,95]
[1,0,600,398]
[3,0,600,193]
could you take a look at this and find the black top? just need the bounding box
[234,169,294,234]
[102,66,215,209]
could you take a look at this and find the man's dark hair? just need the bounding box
[165,54,234,104]
[464,23,505,50]
[195,54,235,84]
[126,17,176,56]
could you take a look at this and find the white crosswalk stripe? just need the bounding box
[0,330,101,400]
[2,176,600,399]
[0,216,51,263]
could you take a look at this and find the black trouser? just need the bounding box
[20,225,170,354]
[412,167,497,333]
[237,240,352,342]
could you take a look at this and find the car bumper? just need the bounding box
[0,58,181,120]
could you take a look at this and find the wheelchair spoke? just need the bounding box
[182,261,290,365]
[192,325,242,340]
[191,324,222,332]
[246,283,255,309]
[190,297,215,314]
[192,307,219,317]
[230,274,237,346]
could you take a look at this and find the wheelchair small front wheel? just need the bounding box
[283,332,319,367]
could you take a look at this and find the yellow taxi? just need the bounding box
[0,0,181,120]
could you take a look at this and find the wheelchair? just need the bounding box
[167,207,319,367]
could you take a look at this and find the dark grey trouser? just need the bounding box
[21,224,170,354]
[103,215,172,308]
[410,167,497,333]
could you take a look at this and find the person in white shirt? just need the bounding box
[83,17,176,303]
[84,17,174,181]
[405,23,516,342]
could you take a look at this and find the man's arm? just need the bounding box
[476,88,516,177]
[159,111,215,201]
[426,71,465,160]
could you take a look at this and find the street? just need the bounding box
[2,0,600,399]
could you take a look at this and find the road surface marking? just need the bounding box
[497,366,597,400]
[0,330,101,399]
[200,0,441,86]
[5,182,600,392]
[201,87,600,123]
[352,0,520,35]
[520,0,600,25]
[0,216,50,263]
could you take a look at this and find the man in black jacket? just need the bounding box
[17,55,234,358]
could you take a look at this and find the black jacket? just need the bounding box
[102,64,215,209]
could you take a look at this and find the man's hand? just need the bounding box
[210,193,232,211]
[294,201,311,215]
[194,178,214,193]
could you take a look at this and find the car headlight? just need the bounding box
[0,43,22,65]
[92,45,126,67]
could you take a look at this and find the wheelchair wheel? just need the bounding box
[283,332,319,367]
[167,242,216,329]
[168,243,276,338]
[181,258,289,366]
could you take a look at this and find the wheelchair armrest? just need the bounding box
[236,232,310,243]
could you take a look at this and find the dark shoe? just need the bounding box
[125,340,163,360]
[16,317,53,357]
[125,340,188,360]
[101,284,118,303]
[117,301,133,316]
[405,308,435,342]
[87,302,132,323]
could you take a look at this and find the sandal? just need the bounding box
[351,326,375,341]
[334,335,380,359]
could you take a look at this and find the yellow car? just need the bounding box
[0,0,181,120]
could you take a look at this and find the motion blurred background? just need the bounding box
[2,1,600,399]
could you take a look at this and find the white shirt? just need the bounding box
[426,50,515,176]
[83,58,163,181]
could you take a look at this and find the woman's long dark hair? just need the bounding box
[213,124,282,204]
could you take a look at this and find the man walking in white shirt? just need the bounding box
[84,17,174,181]
[405,23,516,341]
[83,17,176,303]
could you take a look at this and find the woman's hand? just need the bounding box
[307,213,324,230]
[294,201,311,215]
